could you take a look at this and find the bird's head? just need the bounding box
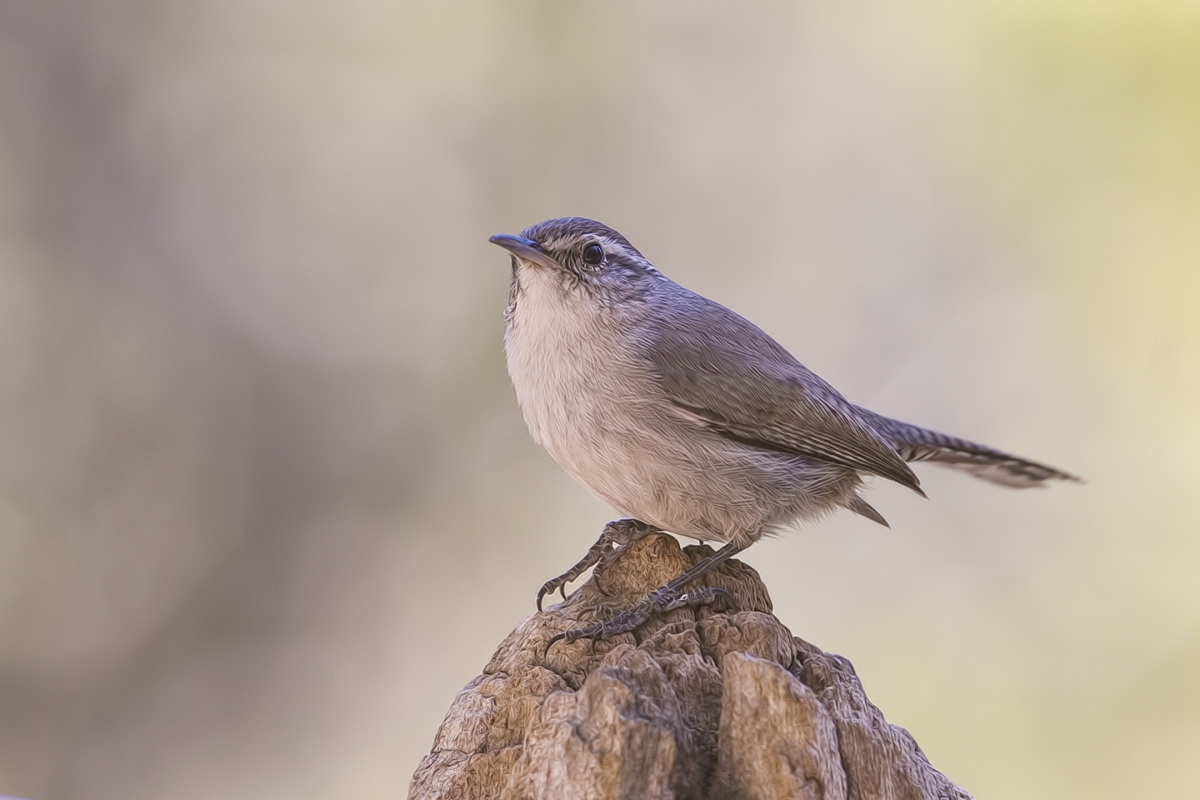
[489,217,660,308]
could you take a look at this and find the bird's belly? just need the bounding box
[532,397,853,546]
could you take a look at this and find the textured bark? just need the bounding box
[409,533,972,800]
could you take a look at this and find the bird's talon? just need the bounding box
[533,519,655,611]
[543,631,568,658]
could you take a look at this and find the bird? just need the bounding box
[489,216,1077,647]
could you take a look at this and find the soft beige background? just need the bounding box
[1,1,1197,798]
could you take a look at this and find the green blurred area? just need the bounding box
[0,1,1197,798]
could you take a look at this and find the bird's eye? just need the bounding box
[581,243,604,266]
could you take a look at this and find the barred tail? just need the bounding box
[855,407,1080,489]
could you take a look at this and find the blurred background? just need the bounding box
[0,1,1197,798]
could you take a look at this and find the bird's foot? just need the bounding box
[536,519,659,611]
[545,583,738,654]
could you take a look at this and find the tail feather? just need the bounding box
[855,407,1080,488]
[845,495,890,527]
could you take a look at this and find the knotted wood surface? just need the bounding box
[409,533,972,800]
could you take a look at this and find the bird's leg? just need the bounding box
[591,519,666,596]
[536,519,659,612]
[545,541,744,652]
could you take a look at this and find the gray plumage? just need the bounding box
[492,217,1076,550]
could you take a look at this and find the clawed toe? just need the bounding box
[664,585,738,615]
[543,605,647,657]
[535,519,659,611]
[543,582,739,656]
[535,577,570,613]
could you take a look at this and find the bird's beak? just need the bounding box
[488,233,560,271]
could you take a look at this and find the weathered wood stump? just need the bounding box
[409,533,972,800]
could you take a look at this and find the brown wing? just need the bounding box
[645,288,924,496]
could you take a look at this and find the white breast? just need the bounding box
[504,268,632,481]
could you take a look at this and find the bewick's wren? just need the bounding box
[490,217,1076,645]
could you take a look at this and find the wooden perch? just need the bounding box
[409,533,972,800]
